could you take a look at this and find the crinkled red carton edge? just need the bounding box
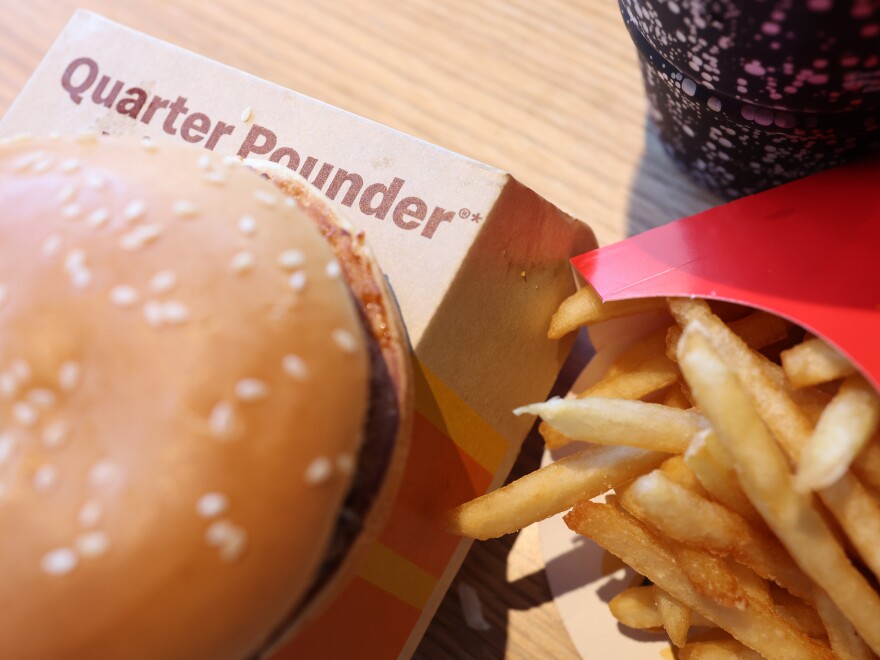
[572,156,880,390]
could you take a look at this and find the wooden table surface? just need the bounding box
[0,1,720,657]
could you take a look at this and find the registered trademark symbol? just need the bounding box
[459,208,471,219]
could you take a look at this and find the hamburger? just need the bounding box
[0,134,412,659]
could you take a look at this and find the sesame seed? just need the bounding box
[149,270,177,295]
[0,284,7,307]
[254,189,277,207]
[61,203,83,220]
[41,234,63,257]
[282,354,308,381]
[76,130,99,144]
[57,182,78,203]
[76,531,109,558]
[142,137,158,152]
[64,249,86,272]
[42,420,70,449]
[0,373,18,400]
[205,520,235,546]
[119,224,162,251]
[238,215,257,236]
[33,156,54,173]
[11,151,43,172]
[198,154,212,170]
[12,402,37,427]
[336,453,355,474]
[304,456,333,485]
[283,196,297,208]
[10,358,31,384]
[84,172,107,190]
[240,106,253,122]
[110,285,140,308]
[58,361,81,391]
[33,464,59,492]
[87,208,110,228]
[218,528,248,562]
[209,400,236,440]
[161,301,190,325]
[288,271,307,291]
[0,432,16,466]
[59,158,81,173]
[197,492,229,519]
[122,199,147,224]
[77,499,103,528]
[70,268,93,289]
[143,300,164,328]
[88,459,124,491]
[332,329,359,354]
[326,261,341,278]
[277,249,305,269]
[235,378,270,402]
[41,547,78,575]
[202,171,226,186]
[27,388,57,408]
[205,520,248,562]
[221,156,242,169]
[172,199,199,219]
[229,251,255,274]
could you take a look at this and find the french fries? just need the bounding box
[679,637,765,660]
[781,337,857,389]
[447,444,665,539]
[517,398,703,454]
[547,284,666,339]
[677,326,880,654]
[654,587,692,647]
[451,288,880,657]
[796,375,880,492]
[564,502,833,659]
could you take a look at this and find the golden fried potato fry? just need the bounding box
[654,585,691,647]
[447,444,664,540]
[517,398,704,454]
[609,586,664,630]
[796,375,880,492]
[679,637,764,660]
[684,429,765,528]
[662,382,693,409]
[677,325,880,655]
[814,586,873,660]
[659,455,709,497]
[541,326,681,448]
[852,436,880,493]
[547,284,667,339]
[565,502,833,659]
[618,470,813,602]
[669,298,880,583]
[781,337,857,389]
[666,310,789,362]
[771,585,826,639]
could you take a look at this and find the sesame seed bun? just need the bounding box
[0,135,411,659]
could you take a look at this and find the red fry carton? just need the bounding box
[542,156,880,659]
[573,156,880,389]
[0,10,595,659]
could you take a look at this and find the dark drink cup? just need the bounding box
[620,0,880,199]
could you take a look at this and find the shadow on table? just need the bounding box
[624,118,721,238]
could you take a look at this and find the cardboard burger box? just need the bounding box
[540,154,880,658]
[0,10,595,659]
